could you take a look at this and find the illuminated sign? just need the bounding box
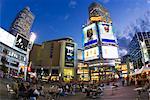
[0,28,15,47]
[65,43,74,67]
[90,16,102,22]
[102,45,119,59]
[84,46,99,61]
[100,33,116,44]
[83,23,98,47]
[140,41,149,62]
[98,22,113,34]
[15,34,29,51]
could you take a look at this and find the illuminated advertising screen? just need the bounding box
[83,23,98,47]
[102,45,119,59]
[84,46,99,61]
[0,28,15,47]
[100,33,116,44]
[15,34,29,51]
[98,22,113,34]
[65,43,74,67]
[140,41,149,62]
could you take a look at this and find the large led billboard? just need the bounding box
[140,41,149,62]
[84,46,99,61]
[98,22,113,34]
[83,23,98,47]
[102,45,119,59]
[15,34,29,51]
[65,43,74,67]
[0,28,15,47]
[100,33,116,44]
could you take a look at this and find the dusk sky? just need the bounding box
[1,0,150,56]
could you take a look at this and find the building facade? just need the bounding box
[128,32,150,69]
[29,38,77,82]
[9,7,35,39]
[80,2,119,83]
[0,27,35,77]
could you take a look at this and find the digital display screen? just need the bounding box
[84,46,99,61]
[102,45,119,59]
[65,43,74,67]
[98,22,113,34]
[100,33,116,44]
[83,23,98,47]
[15,35,29,51]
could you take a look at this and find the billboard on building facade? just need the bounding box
[102,45,119,59]
[98,22,113,34]
[140,41,149,63]
[83,23,98,47]
[84,46,99,61]
[15,34,29,51]
[100,33,116,44]
[0,28,15,47]
[65,43,74,67]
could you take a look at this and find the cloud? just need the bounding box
[146,0,150,4]
[64,14,70,20]
[103,0,109,3]
[69,0,77,8]
[119,48,128,57]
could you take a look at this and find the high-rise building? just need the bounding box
[128,32,150,69]
[29,38,77,82]
[9,7,35,39]
[80,2,119,82]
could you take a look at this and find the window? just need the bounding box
[143,32,147,39]
[21,56,24,61]
[145,40,149,47]
[148,32,150,38]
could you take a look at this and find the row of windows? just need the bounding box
[0,45,26,62]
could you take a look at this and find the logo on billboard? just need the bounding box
[15,34,29,51]
[98,22,113,34]
[83,23,98,47]
[65,43,74,67]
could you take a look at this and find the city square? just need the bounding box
[0,0,150,100]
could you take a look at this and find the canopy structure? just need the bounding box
[131,66,150,76]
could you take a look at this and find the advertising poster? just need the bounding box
[83,23,98,47]
[140,41,149,63]
[102,45,119,59]
[100,33,116,44]
[15,34,29,51]
[84,46,99,61]
[98,22,113,34]
[65,43,74,67]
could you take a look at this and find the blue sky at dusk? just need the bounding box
[1,0,150,56]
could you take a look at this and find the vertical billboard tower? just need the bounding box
[82,2,119,82]
[9,7,35,39]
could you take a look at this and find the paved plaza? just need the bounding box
[0,78,149,100]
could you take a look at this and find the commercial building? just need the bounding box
[77,49,90,81]
[0,27,35,78]
[9,7,35,39]
[128,32,150,69]
[80,2,119,82]
[29,38,77,82]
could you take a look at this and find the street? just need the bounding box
[0,78,149,100]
